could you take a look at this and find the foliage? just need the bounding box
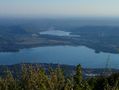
[0,64,119,90]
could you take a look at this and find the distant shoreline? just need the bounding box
[0,43,119,54]
[0,63,119,78]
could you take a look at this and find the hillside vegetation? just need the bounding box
[0,64,119,90]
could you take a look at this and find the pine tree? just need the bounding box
[73,64,91,90]
[64,78,73,90]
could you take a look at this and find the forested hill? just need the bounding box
[0,25,27,37]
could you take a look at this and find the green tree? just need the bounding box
[64,78,73,90]
[74,64,90,90]
[49,65,65,90]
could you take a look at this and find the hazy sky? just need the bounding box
[0,0,119,18]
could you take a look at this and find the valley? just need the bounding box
[0,21,119,54]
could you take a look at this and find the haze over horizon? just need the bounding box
[0,0,119,18]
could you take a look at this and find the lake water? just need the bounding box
[0,46,119,68]
[40,30,71,36]
[39,30,80,37]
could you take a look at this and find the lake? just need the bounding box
[39,30,71,36]
[0,46,119,68]
[39,30,80,37]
